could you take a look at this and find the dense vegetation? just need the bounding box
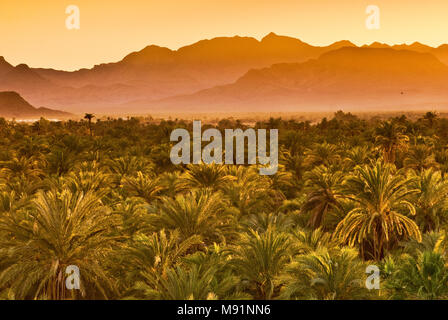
[1,111,448,300]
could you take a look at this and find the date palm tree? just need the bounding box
[122,171,165,204]
[280,248,373,300]
[230,229,291,299]
[151,190,236,244]
[385,251,448,299]
[125,230,201,275]
[84,113,95,136]
[403,145,439,172]
[222,166,271,217]
[0,189,119,299]
[179,162,234,191]
[304,142,340,168]
[133,264,219,300]
[375,121,409,163]
[410,169,448,232]
[335,162,421,260]
[302,166,344,229]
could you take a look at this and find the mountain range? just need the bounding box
[1,33,448,114]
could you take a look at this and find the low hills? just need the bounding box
[0,91,71,119]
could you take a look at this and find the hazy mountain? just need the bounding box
[2,34,448,114]
[0,91,71,118]
[0,33,356,112]
[364,41,448,65]
[132,47,448,112]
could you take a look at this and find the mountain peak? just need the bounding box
[122,45,173,64]
[330,40,356,47]
[16,63,30,69]
[367,42,391,48]
[261,32,306,45]
[262,32,279,41]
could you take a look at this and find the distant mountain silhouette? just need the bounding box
[129,47,448,112]
[364,42,448,65]
[2,34,448,113]
[0,91,71,118]
[0,33,357,112]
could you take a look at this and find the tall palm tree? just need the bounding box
[84,113,95,136]
[0,189,119,299]
[375,121,409,163]
[302,166,344,229]
[335,162,421,260]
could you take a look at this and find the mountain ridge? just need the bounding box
[2,33,448,113]
[124,47,448,113]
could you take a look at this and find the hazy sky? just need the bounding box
[1,0,447,70]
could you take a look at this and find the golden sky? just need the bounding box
[0,0,447,70]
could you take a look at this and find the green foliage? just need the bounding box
[1,113,448,300]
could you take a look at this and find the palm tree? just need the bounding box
[422,111,438,128]
[335,162,421,260]
[64,169,113,194]
[46,149,75,177]
[179,162,234,191]
[280,149,304,182]
[290,228,338,255]
[304,142,340,168]
[280,248,373,300]
[122,230,202,281]
[122,172,165,204]
[302,166,344,229]
[403,145,439,172]
[0,189,119,299]
[84,113,95,136]
[222,166,272,218]
[375,121,409,163]
[151,190,235,244]
[230,229,291,299]
[385,251,448,299]
[0,156,43,180]
[410,169,448,232]
[105,156,153,186]
[343,146,372,170]
[132,264,219,300]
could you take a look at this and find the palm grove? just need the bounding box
[1,111,448,300]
